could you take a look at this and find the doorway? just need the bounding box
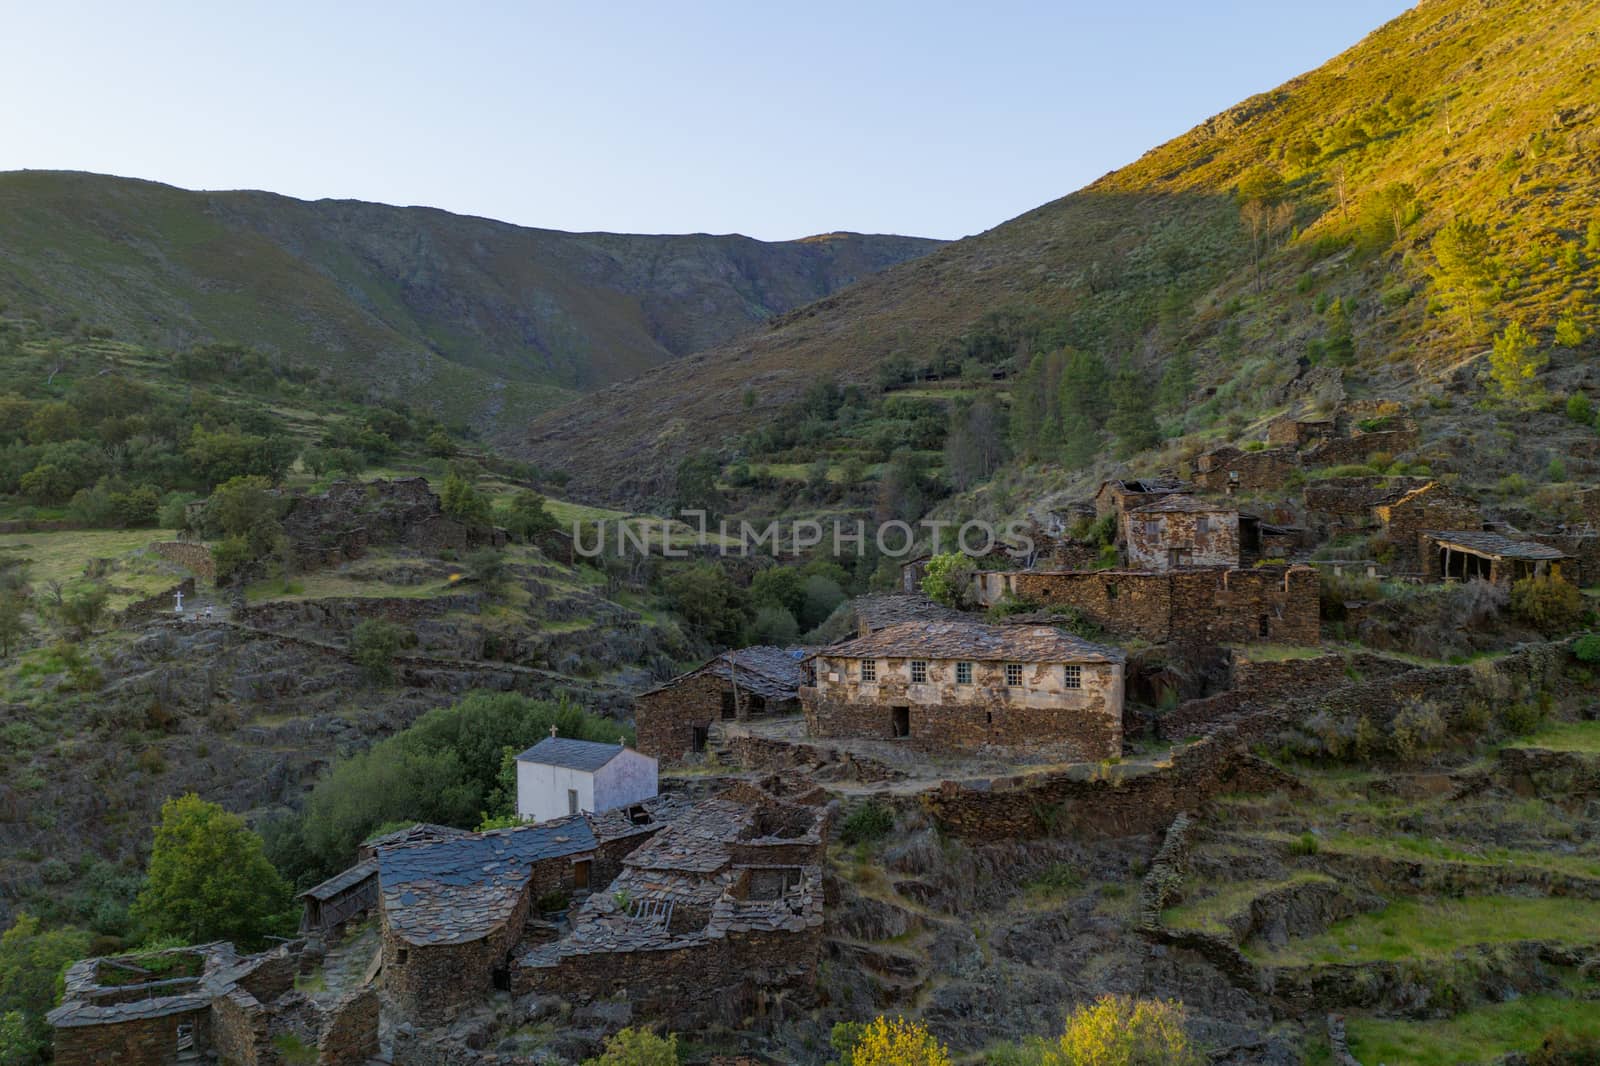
[691,726,708,753]
[891,706,910,738]
[573,860,591,890]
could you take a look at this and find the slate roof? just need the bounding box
[1131,494,1236,515]
[1426,530,1570,560]
[378,817,597,946]
[638,645,810,701]
[300,858,378,901]
[846,593,966,634]
[1099,477,1192,497]
[515,736,629,772]
[816,620,1123,664]
[362,823,470,852]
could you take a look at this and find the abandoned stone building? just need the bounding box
[634,645,809,764]
[512,782,828,1028]
[1301,475,1433,537]
[1123,495,1242,571]
[1303,418,1421,467]
[974,565,1320,648]
[515,735,659,822]
[49,941,377,1066]
[1420,530,1573,585]
[1266,413,1336,448]
[1372,481,1483,571]
[374,810,663,1026]
[277,477,506,573]
[803,620,1126,760]
[1094,476,1193,519]
[1192,444,1299,495]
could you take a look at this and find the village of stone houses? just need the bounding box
[3,379,1597,1066]
[8,4,1600,1064]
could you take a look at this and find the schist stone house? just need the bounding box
[634,646,808,764]
[515,735,658,822]
[1094,477,1193,519]
[803,620,1125,760]
[1192,444,1299,495]
[1372,481,1483,571]
[1124,495,1242,571]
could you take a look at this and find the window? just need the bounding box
[1063,664,1082,689]
[396,949,408,965]
[1005,663,1024,687]
[1106,583,1118,601]
[567,789,579,815]
[720,690,736,720]
[910,660,928,683]
[956,661,973,685]
[860,659,877,682]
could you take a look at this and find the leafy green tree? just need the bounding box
[131,794,293,949]
[581,1028,679,1066]
[18,463,73,505]
[1358,182,1418,250]
[662,563,749,646]
[1489,321,1547,407]
[0,914,91,1066]
[800,574,847,631]
[499,491,558,542]
[875,449,936,524]
[24,403,77,445]
[1108,368,1160,457]
[1430,216,1498,334]
[351,619,411,685]
[921,552,975,608]
[749,605,800,645]
[440,473,492,527]
[207,475,282,550]
[750,567,805,618]
[424,429,455,458]
[943,397,1007,490]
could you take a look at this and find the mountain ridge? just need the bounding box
[0,169,944,433]
[520,0,1600,507]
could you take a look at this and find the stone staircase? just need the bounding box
[704,718,736,764]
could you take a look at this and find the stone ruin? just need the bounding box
[49,941,377,1066]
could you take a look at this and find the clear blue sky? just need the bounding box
[3,1,1413,241]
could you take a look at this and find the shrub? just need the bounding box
[1511,575,1583,635]
[350,619,412,685]
[1573,634,1600,664]
[842,1016,951,1066]
[1390,698,1447,760]
[1568,393,1595,424]
[1289,832,1320,856]
[1055,995,1203,1066]
[581,1027,679,1066]
[1530,1028,1600,1066]
[1501,700,1544,737]
[839,801,895,846]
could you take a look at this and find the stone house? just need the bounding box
[1093,477,1194,519]
[512,782,828,1029]
[634,646,809,764]
[1192,444,1299,495]
[974,565,1321,647]
[802,621,1125,760]
[1123,495,1241,571]
[1267,414,1336,448]
[49,942,377,1066]
[514,735,658,822]
[1301,476,1433,537]
[1420,530,1573,585]
[376,811,664,1026]
[1372,482,1482,571]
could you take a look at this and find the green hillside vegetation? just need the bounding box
[0,172,942,434]
[524,0,1600,513]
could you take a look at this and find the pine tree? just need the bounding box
[1156,353,1194,414]
[1108,367,1160,457]
[1488,321,1547,407]
[1430,216,1497,335]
